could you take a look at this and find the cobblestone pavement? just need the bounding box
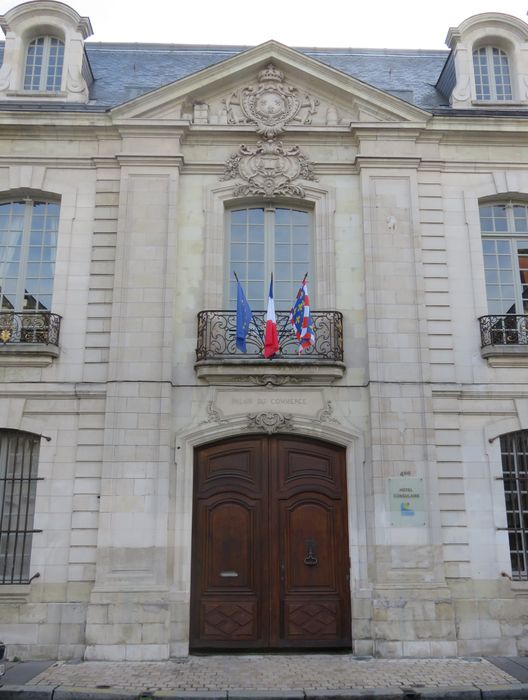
[27,655,519,693]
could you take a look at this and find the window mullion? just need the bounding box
[487,48,497,100]
[40,38,50,91]
[264,207,275,307]
[504,205,522,314]
[15,200,33,312]
[513,241,526,315]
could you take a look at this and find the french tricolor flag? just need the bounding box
[263,274,280,358]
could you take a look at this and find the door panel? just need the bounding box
[190,435,351,650]
[205,498,257,592]
[272,436,351,648]
[282,499,337,591]
[191,438,267,648]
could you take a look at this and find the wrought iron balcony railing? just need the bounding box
[196,310,343,362]
[0,311,61,347]
[479,314,528,347]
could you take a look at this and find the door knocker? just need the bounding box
[303,538,318,566]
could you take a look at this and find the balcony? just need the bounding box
[0,311,61,365]
[195,310,345,385]
[479,314,528,367]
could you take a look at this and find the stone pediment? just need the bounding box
[110,41,428,126]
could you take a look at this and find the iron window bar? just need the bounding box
[499,431,528,581]
[0,311,61,346]
[0,430,42,585]
[196,309,343,362]
[479,315,528,348]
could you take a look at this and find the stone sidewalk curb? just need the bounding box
[2,685,528,700]
[0,688,57,699]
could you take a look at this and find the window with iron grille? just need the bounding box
[500,430,528,581]
[0,430,41,584]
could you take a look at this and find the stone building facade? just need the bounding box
[0,1,527,660]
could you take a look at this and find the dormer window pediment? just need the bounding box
[0,0,93,103]
[443,12,528,109]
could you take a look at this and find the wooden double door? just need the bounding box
[190,435,351,650]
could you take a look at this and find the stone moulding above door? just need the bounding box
[247,411,294,434]
[182,392,363,448]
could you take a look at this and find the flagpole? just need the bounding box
[271,271,286,352]
[270,271,280,354]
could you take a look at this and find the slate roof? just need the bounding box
[0,41,451,111]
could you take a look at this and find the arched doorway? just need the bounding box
[190,434,351,650]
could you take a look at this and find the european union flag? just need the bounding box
[236,277,252,353]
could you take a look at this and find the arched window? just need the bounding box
[0,429,41,584]
[473,46,513,101]
[24,36,64,92]
[227,206,312,309]
[480,202,528,316]
[500,430,528,580]
[0,198,59,312]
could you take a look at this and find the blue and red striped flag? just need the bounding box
[289,275,315,353]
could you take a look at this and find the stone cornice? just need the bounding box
[419,160,528,173]
[0,114,113,132]
[115,154,184,168]
[432,386,528,400]
[0,155,97,168]
[0,385,107,398]
[429,114,528,133]
[354,156,422,170]
[446,12,528,47]
[0,1,93,38]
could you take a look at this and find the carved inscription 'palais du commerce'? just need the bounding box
[216,390,325,418]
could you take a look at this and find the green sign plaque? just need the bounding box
[388,477,426,527]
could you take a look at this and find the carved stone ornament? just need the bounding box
[0,64,11,92]
[239,375,310,387]
[66,67,87,95]
[203,400,227,424]
[316,401,338,424]
[222,139,317,198]
[452,76,471,102]
[247,412,294,434]
[223,63,319,137]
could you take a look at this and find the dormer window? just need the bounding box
[0,1,93,103]
[443,13,528,109]
[24,36,64,92]
[473,46,512,101]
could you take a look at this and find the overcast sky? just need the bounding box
[1,0,528,48]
